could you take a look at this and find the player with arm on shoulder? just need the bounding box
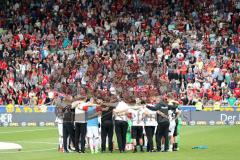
[168,100,181,152]
[146,97,170,152]
[128,101,145,153]
[113,98,129,153]
[99,98,114,153]
[62,102,75,153]
[143,102,158,152]
[172,101,181,151]
[86,99,102,154]
[71,97,89,153]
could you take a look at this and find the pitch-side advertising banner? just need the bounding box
[0,105,240,126]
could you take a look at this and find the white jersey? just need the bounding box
[114,101,129,121]
[168,107,179,136]
[143,108,157,126]
[128,108,144,126]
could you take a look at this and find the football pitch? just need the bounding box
[0,126,239,160]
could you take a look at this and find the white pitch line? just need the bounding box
[0,148,56,154]
[0,128,56,134]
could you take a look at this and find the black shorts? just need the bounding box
[131,126,143,139]
[173,119,179,137]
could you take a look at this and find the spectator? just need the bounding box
[0,0,239,107]
[228,94,237,107]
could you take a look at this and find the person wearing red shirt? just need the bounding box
[14,34,20,42]
[207,89,214,99]
[18,92,23,105]
[42,75,49,87]
[21,39,27,50]
[0,96,4,105]
[234,84,240,98]
[150,35,156,45]
[0,61,8,70]
[180,64,187,79]
[212,92,222,102]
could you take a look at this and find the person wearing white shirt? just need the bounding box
[54,97,64,152]
[72,99,89,153]
[143,104,157,152]
[156,47,163,63]
[168,101,181,152]
[128,105,145,153]
[113,100,129,153]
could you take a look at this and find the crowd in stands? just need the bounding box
[0,0,239,107]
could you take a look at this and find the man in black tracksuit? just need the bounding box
[62,105,75,153]
[147,101,170,152]
[101,106,114,153]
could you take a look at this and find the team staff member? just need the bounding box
[102,95,129,153]
[147,97,170,152]
[100,103,114,153]
[62,103,75,153]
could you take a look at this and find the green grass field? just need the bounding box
[0,126,239,160]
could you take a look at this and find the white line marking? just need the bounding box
[0,148,56,153]
[0,128,56,134]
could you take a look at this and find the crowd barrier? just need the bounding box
[0,105,240,126]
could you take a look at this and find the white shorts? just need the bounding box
[87,126,99,138]
[58,123,63,137]
[169,120,176,136]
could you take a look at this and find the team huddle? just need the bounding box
[55,95,181,154]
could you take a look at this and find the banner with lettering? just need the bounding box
[0,112,56,127]
[180,107,240,126]
[0,105,240,126]
[0,105,55,113]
